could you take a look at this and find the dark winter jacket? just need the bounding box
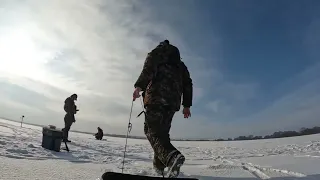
[134,42,193,111]
[64,97,77,114]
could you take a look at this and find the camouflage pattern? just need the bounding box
[144,105,181,168]
[134,42,193,111]
[135,41,193,170]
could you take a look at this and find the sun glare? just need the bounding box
[0,29,49,81]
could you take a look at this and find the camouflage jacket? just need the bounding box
[134,43,193,111]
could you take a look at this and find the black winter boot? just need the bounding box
[167,153,185,178]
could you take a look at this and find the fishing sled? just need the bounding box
[101,172,199,180]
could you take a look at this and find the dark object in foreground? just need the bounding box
[101,172,199,180]
[41,126,63,152]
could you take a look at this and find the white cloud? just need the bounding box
[206,100,220,113]
[0,0,213,137]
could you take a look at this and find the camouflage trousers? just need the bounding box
[144,105,181,169]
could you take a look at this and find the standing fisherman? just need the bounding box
[62,93,79,142]
[133,40,193,177]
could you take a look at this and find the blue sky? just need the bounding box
[0,0,319,139]
[186,0,320,116]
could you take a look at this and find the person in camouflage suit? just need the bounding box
[133,40,193,177]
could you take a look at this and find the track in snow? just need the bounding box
[208,156,308,179]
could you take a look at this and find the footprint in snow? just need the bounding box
[0,140,6,145]
[6,148,29,155]
[28,144,36,148]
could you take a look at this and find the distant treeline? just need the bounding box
[1,116,319,141]
[45,125,320,141]
[38,125,320,141]
[215,126,320,141]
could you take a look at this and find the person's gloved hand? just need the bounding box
[183,107,191,118]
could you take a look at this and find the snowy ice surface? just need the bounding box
[0,119,319,180]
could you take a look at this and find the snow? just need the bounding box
[0,119,319,180]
